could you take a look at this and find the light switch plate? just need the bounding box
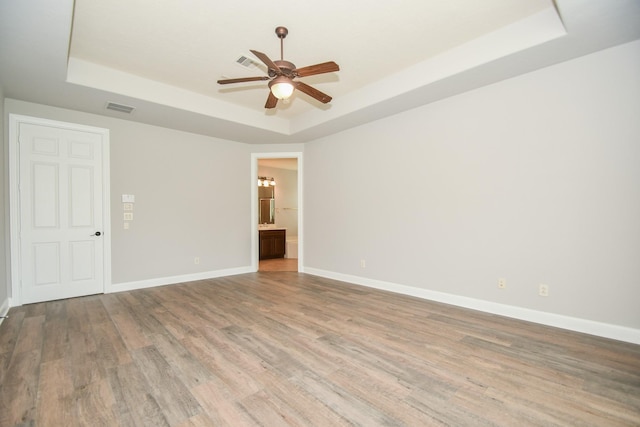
[123,203,133,211]
[122,194,135,203]
[124,212,133,221]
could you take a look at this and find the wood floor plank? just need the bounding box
[0,310,25,384]
[220,324,308,379]
[1,272,639,426]
[83,296,112,325]
[65,301,101,389]
[143,300,195,340]
[0,349,41,426]
[91,320,133,370]
[131,345,202,425]
[40,316,69,363]
[245,370,353,427]
[148,331,213,389]
[247,319,343,377]
[104,367,143,427]
[109,362,170,426]
[445,385,534,426]
[287,369,400,426]
[70,378,119,427]
[12,315,44,354]
[108,311,152,350]
[327,367,429,425]
[181,328,265,399]
[176,412,218,427]
[484,385,634,427]
[190,380,257,427]
[22,301,47,318]
[239,389,310,426]
[35,359,74,427]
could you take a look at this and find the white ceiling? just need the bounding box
[1,0,639,144]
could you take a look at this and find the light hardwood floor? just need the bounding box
[259,258,298,272]
[1,273,639,426]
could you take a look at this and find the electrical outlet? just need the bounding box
[194,257,200,265]
[539,284,549,297]
[498,278,506,289]
[360,259,366,268]
[123,222,129,230]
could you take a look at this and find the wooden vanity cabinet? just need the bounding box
[259,229,286,260]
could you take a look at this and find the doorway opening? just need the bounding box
[251,152,302,273]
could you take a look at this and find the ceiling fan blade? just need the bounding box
[265,92,278,109]
[217,76,269,85]
[295,82,332,104]
[295,61,340,77]
[250,49,281,73]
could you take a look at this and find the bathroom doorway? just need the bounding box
[251,152,302,272]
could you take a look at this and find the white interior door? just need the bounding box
[17,121,107,304]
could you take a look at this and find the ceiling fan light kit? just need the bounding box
[269,76,295,100]
[217,26,339,109]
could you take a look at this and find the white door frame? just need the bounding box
[251,152,303,272]
[8,114,112,306]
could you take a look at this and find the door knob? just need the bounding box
[92,231,102,236]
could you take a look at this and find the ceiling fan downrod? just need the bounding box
[275,26,288,61]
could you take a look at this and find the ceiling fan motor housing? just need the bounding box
[269,60,297,78]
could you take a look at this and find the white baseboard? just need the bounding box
[107,266,253,294]
[304,267,640,345]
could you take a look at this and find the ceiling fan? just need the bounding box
[217,26,340,109]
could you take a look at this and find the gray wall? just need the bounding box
[304,40,640,329]
[109,123,251,283]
